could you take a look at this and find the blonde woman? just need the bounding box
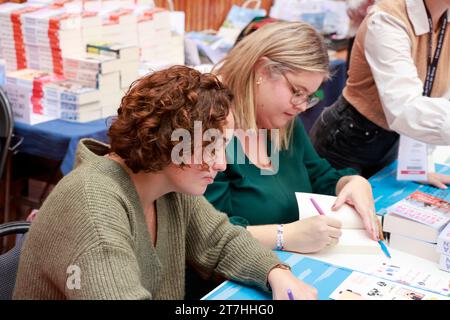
[204,22,380,255]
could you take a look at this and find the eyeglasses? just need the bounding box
[281,73,320,109]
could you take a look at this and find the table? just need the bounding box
[14,118,109,175]
[203,248,450,300]
[203,150,450,300]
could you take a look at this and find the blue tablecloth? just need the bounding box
[14,118,109,175]
[299,59,347,133]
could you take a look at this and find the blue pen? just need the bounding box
[287,288,294,300]
[378,240,391,259]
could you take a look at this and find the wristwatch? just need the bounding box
[267,263,291,291]
[272,263,291,271]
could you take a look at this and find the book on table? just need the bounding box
[388,233,439,263]
[438,223,450,272]
[295,192,381,255]
[383,191,450,243]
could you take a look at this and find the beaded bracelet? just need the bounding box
[275,224,284,250]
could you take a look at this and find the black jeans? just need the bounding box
[309,96,399,178]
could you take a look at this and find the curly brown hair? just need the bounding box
[108,65,233,173]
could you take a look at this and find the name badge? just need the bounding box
[397,135,428,181]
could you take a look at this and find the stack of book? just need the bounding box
[139,8,184,69]
[80,11,102,50]
[43,79,102,122]
[106,8,139,46]
[5,68,62,124]
[86,42,139,115]
[383,191,450,263]
[63,52,123,118]
[0,3,38,71]
[21,7,83,75]
[437,223,450,272]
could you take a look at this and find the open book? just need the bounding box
[295,192,381,255]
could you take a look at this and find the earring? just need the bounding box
[256,77,262,85]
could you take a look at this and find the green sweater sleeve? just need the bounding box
[63,179,153,300]
[295,120,357,195]
[184,195,280,292]
[67,244,152,300]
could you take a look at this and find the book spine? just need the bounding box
[86,44,120,59]
[439,254,450,272]
[438,239,450,255]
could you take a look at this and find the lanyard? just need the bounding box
[423,4,448,97]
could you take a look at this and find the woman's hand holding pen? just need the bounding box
[283,216,342,253]
[334,175,380,241]
[268,267,317,300]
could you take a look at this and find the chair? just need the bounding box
[0,87,23,224]
[0,87,13,179]
[0,221,31,300]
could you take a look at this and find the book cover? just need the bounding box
[383,212,442,243]
[386,191,450,230]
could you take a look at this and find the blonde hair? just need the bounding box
[215,21,330,150]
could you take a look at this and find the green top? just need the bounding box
[14,139,282,300]
[205,119,356,226]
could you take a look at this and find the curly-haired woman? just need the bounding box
[14,66,317,300]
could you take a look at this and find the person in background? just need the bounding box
[346,0,376,69]
[310,0,450,187]
[14,66,317,300]
[204,22,380,257]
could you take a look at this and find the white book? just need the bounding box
[21,8,66,28]
[44,80,100,105]
[102,101,121,118]
[389,233,440,263]
[439,253,450,273]
[82,27,101,38]
[101,91,122,106]
[0,3,27,17]
[98,71,120,92]
[295,192,381,254]
[149,9,171,31]
[438,223,450,255]
[120,68,139,88]
[386,191,450,229]
[61,105,103,122]
[5,68,62,124]
[81,12,101,28]
[101,23,121,35]
[63,53,122,74]
[384,191,450,243]
[383,213,442,243]
[108,9,137,26]
[0,47,18,56]
[86,42,140,61]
